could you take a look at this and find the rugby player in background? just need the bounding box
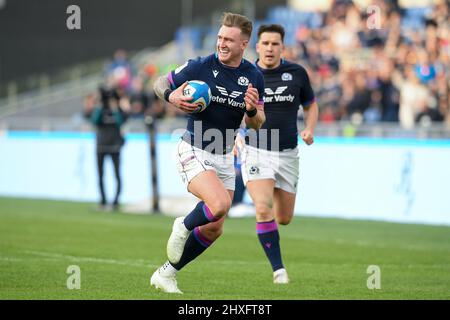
[240,24,319,284]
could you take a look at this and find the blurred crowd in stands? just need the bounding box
[291,0,449,129]
[85,0,449,130]
[84,49,174,122]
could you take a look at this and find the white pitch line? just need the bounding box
[0,255,59,262]
[23,250,158,268]
[0,256,25,262]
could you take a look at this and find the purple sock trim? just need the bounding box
[202,204,217,222]
[256,220,278,234]
[193,227,213,248]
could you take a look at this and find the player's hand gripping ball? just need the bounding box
[182,80,212,113]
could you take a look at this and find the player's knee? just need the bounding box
[255,202,272,219]
[276,215,293,225]
[207,197,231,219]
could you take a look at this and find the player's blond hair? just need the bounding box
[221,12,253,39]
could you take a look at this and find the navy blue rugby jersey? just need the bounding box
[246,59,315,151]
[169,53,264,154]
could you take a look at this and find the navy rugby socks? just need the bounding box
[172,227,214,270]
[256,220,284,271]
[183,201,218,230]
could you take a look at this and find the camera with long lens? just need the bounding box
[99,86,121,107]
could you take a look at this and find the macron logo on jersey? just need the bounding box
[212,85,245,109]
[263,86,294,104]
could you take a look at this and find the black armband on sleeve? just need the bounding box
[246,107,257,118]
[164,89,173,103]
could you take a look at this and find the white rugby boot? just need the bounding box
[273,268,290,284]
[150,261,183,294]
[167,216,190,264]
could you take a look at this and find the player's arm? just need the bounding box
[300,101,318,145]
[298,66,318,145]
[244,83,265,129]
[153,75,198,113]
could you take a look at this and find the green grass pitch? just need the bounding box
[0,197,449,299]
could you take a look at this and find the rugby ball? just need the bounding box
[183,80,212,113]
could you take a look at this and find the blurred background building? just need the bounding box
[0,0,449,224]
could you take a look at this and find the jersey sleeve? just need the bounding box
[255,70,265,107]
[168,57,202,89]
[298,67,315,109]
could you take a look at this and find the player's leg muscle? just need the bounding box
[188,170,232,219]
[273,188,296,225]
[247,179,276,222]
